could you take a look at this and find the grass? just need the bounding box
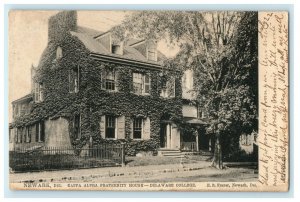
[126,154,211,167]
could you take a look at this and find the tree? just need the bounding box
[112,11,258,169]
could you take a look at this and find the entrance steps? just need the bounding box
[157,148,182,158]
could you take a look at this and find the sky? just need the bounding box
[8,10,180,122]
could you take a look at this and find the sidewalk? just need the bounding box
[10,161,212,183]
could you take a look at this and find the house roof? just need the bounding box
[70,27,167,67]
[12,93,32,104]
[76,26,104,38]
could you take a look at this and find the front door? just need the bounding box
[160,123,167,148]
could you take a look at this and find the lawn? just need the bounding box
[126,154,212,167]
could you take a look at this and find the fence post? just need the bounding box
[121,142,125,167]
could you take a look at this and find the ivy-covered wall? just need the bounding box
[11,28,184,155]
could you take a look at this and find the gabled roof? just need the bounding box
[12,94,32,104]
[70,27,167,67]
[76,26,104,38]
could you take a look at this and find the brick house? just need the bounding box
[9,11,209,155]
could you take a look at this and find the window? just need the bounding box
[161,77,175,98]
[133,73,143,94]
[25,126,31,143]
[102,69,116,91]
[106,70,115,90]
[36,121,45,142]
[106,116,116,139]
[34,83,44,102]
[144,74,150,94]
[56,46,63,60]
[74,114,81,139]
[133,118,143,139]
[112,44,122,55]
[16,128,22,143]
[133,73,151,95]
[69,66,80,93]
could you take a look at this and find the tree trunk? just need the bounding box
[211,133,223,169]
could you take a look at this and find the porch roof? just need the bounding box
[184,117,208,125]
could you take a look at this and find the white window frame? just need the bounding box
[56,46,63,60]
[103,69,116,91]
[133,73,151,95]
[133,118,143,140]
[35,82,44,102]
[105,115,117,139]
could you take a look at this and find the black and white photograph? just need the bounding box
[8,10,288,191]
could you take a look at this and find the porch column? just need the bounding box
[195,130,199,152]
[166,124,171,149]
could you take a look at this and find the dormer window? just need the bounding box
[112,43,123,55]
[147,41,157,61]
[56,46,63,60]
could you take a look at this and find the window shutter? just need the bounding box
[143,74,151,94]
[39,84,44,101]
[100,115,105,138]
[143,117,150,140]
[117,116,125,139]
[115,70,119,91]
[69,70,75,93]
[28,126,32,143]
[40,121,45,142]
[130,119,133,139]
[77,65,80,92]
[101,69,106,89]
[36,123,39,142]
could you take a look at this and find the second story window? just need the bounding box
[161,77,175,98]
[34,82,44,102]
[133,73,151,95]
[56,46,63,60]
[102,69,116,91]
[69,66,80,93]
[106,70,115,90]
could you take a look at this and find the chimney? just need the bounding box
[48,11,77,43]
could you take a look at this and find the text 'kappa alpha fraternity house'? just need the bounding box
[9,11,211,156]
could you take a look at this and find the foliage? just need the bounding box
[113,11,258,165]
[12,31,184,155]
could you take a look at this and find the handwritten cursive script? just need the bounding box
[258,12,288,189]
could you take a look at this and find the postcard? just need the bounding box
[8,10,288,191]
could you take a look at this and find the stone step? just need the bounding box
[158,148,182,157]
